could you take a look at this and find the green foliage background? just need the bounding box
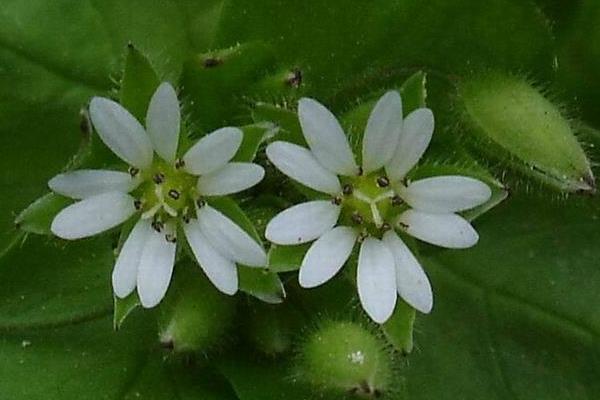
[1,0,599,399]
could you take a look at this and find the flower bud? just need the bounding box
[157,264,237,353]
[297,320,392,398]
[458,72,594,193]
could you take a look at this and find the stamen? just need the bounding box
[331,196,343,206]
[142,203,161,219]
[196,199,206,208]
[357,231,369,243]
[380,222,391,232]
[376,176,390,188]
[351,212,364,225]
[398,221,409,229]
[165,233,177,243]
[133,199,143,210]
[168,189,180,200]
[342,184,353,196]
[391,195,403,206]
[175,158,185,169]
[128,167,140,177]
[152,220,164,232]
[357,166,364,176]
[153,173,165,184]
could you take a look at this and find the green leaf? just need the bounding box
[267,244,309,273]
[404,194,600,399]
[0,235,113,329]
[251,102,304,145]
[120,44,160,122]
[238,267,286,304]
[14,193,71,235]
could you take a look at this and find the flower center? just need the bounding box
[130,158,199,228]
[338,172,406,237]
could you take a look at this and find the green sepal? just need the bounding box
[238,267,286,304]
[113,293,141,331]
[251,102,304,145]
[382,300,416,354]
[233,124,271,162]
[120,44,160,122]
[457,72,595,193]
[15,193,72,235]
[267,244,309,273]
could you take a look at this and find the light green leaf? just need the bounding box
[267,244,309,273]
[238,267,286,304]
[120,44,160,122]
[15,193,72,235]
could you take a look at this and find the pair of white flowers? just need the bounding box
[49,83,490,323]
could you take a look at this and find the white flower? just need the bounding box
[265,92,491,323]
[49,83,266,307]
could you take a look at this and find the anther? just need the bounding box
[351,212,364,225]
[285,68,302,88]
[381,222,391,232]
[196,199,206,208]
[398,221,409,229]
[168,189,180,200]
[152,220,164,232]
[357,232,369,243]
[128,167,140,177]
[376,176,390,188]
[153,173,165,184]
[174,158,185,169]
[133,199,143,210]
[165,233,177,243]
[342,184,353,196]
[331,196,343,206]
[203,57,222,68]
[357,166,364,176]
[391,195,403,206]
[183,214,191,224]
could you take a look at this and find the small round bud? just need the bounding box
[296,321,392,397]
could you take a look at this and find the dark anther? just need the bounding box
[165,233,177,243]
[342,184,353,196]
[153,173,165,184]
[203,57,222,68]
[152,220,164,233]
[398,221,409,229]
[133,199,143,210]
[183,214,191,224]
[331,196,343,206]
[376,176,390,188]
[285,68,302,88]
[128,167,140,177]
[174,158,185,169]
[168,189,180,200]
[357,232,369,243]
[391,195,403,206]
[196,199,206,208]
[357,166,364,176]
[351,212,364,225]
[381,222,391,231]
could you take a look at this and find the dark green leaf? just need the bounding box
[120,45,160,122]
[267,244,309,273]
[238,267,285,304]
[15,193,71,235]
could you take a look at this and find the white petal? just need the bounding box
[400,176,492,213]
[112,219,151,298]
[298,98,358,176]
[197,206,267,267]
[89,97,153,169]
[385,108,434,182]
[146,82,180,162]
[299,226,357,288]
[183,127,243,175]
[266,141,341,195]
[51,192,136,240]
[184,221,238,295]
[197,162,264,196]
[137,227,176,308]
[357,238,397,323]
[265,201,341,245]
[382,231,432,313]
[398,209,479,249]
[48,169,139,199]
[362,91,403,174]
